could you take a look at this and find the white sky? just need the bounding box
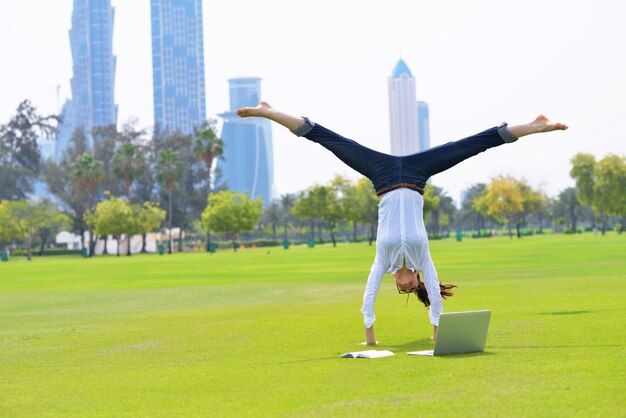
[1,0,625,204]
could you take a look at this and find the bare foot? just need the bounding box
[531,115,569,133]
[236,101,272,118]
[508,115,569,138]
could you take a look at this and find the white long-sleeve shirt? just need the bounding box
[361,187,443,327]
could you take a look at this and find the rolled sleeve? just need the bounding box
[290,116,315,137]
[497,122,518,143]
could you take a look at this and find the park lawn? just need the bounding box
[0,234,624,417]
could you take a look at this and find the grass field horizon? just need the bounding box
[1,234,625,417]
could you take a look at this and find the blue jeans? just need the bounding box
[292,118,517,196]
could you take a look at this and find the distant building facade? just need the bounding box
[417,100,431,151]
[388,59,431,156]
[55,0,118,158]
[54,100,77,163]
[150,0,206,134]
[217,78,274,206]
[388,58,419,156]
[70,0,118,132]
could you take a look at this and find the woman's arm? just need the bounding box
[364,326,377,346]
[361,258,386,344]
[420,250,443,338]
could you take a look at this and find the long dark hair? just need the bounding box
[414,272,456,308]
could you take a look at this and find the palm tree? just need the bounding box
[112,143,145,201]
[262,201,281,240]
[156,149,183,254]
[279,194,296,241]
[71,153,103,256]
[193,124,224,251]
[112,143,145,256]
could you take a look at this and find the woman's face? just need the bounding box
[394,266,419,293]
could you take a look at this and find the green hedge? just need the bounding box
[7,248,83,257]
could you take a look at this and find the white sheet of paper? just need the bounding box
[407,350,434,356]
[340,350,395,358]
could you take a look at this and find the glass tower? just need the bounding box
[217,78,274,206]
[417,101,431,151]
[55,0,117,157]
[388,58,420,156]
[150,0,206,134]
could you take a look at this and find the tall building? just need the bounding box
[217,78,274,206]
[150,0,206,134]
[55,0,118,157]
[54,100,77,163]
[417,101,431,151]
[388,58,419,156]
[70,0,117,140]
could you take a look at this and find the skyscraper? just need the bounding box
[55,0,117,157]
[388,58,419,156]
[217,78,274,206]
[71,0,117,130]
[150,0,206,134]
[417,100,431,151]
[54,100,77,163]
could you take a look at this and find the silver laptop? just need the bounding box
[408,310,491,356]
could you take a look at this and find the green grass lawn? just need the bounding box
[1,234,625,417]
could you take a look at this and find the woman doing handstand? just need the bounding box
[237,102,568,345]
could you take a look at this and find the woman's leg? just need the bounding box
[403,115,568,178]
[236,101,304,131]
[507,115,568,138]
[237,102,396,181]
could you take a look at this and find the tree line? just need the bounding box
[1,101,625,259]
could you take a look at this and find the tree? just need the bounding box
[426,185,455,235]
[474,176,524,238]
[112,143,145,201]
[459,183,489,234]
[532,190,550,233]
[315,184,344,247]
[332,175,361,242]
[34,199,70,255]
[593,154,626,233]
[193,123,224,251]
[262,201,281,240]
[0,200,56,260]
[570,153,596,208]
[516,180,543,236]
[154,131,205,252]
[111,142,146,255]
[71,153,103,255]
[42,129,92,252]
[92,125,124,198]
[279,194,296,241]
[193,123,224,191]
[354,177,378,245]
[201,190,263,251]
[570,153,597,229]
[156,149,183,254]
[0,201,20,250]
[133,202,166,253]
[422,184,441,219]
[292,189,320,242]
[292,184,343,247]
[0,100,58,199]
[91,196,133,257]
[556,187,581,232]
